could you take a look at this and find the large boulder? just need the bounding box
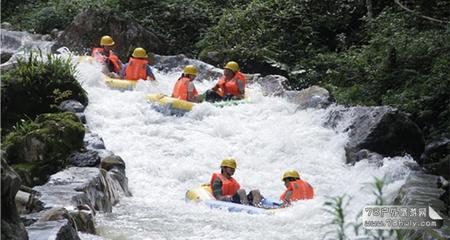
[51,8,167,61]
[1,159,28,240]
[154,54,222,81]
[284,85,332,109]
[27,219,80,240]
[325,106,425,164]
[420,138,450,180]
[255,75,288,97]
[2,112,85,186]
[395,172,450,239]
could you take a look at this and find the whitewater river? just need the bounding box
[76,58,414,240]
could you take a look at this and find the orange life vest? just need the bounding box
[124,57,148,81]
[210,173,240,197]
[172,76,198,101]
[217,71,247,97]
[280,179,314,202]
[91,48,121,73]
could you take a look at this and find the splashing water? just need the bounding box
[74,56,413,240]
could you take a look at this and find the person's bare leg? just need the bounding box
[237,189,248,205]
[250,190,262,207]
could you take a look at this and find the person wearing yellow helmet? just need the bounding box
[205,61,247,102]
[209,158,262,206]
[91,35,123,76]
[279,169,314,207]
[171,65,200,102]
[121,47,156,81]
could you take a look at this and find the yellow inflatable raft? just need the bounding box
[147,93,195,112]
[78,55,137,90]
[147,93,250,115]
[103,75,136,90]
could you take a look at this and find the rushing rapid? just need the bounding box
[76,58,413,240]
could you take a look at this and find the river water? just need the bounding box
[76,58,413,240]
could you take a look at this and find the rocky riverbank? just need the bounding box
[2,99,131,240]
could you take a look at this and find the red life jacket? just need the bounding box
[217,71,247,96]
[280,179,314,202]
[210,173,240,197]
[91,48,121,73]
[124,57,148,81]
[172,76,198,101]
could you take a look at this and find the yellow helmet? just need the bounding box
[100,35,114,46]
[132,47,148,58]
[183,65,197,76]
[220,158,237,169]
[282,170,300,181]
[224,61,239,73]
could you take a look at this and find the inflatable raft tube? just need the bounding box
[146,93,250,115]
[78,55,137,90]
[185,185,282,215]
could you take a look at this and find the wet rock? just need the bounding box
[27,219,80,240]
[33,167,114,213]
[395,172,450,239]
[420,138,449,164]
[38,208,76,228]
[1,159,28,240]
[101,155,131,197]
[84,133,106,150]
[58,100,85,113]
[51,8,167,60]
[420,138,449,180]
[94,149,115,160]
[325,106,425,164]
[256,75,287,96]
[70,210,95,234]
[285,86,331,110]
[154,54,260,85]
[0,29,54,68]
[100,155,125,173]
[75,113,86,124]
[354,149,384,166]
[154,54,223,81]
[15,190,44,215]
[198,49,289,77]
[106,168,132,197]
[1,22,13,30]
[41,34,52,41]
[395,173,446,213]
[67,150,100,167]
[1,52,13,64]
[424,156,450,181]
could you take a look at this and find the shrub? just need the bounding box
[1,51,88,135]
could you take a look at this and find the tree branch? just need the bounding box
[394,0,450,24]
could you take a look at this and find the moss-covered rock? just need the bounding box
[2,112,85,186]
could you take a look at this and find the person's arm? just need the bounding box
[212,179,232,201]
[235,79,245,99]
[281,190,293,207]
[187,82,200,102]
[211,83,220,91]
[146,65,156,81]
[120,63,128,78]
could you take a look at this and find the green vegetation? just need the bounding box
[2,112,85,186]
[322,195,351,240]
[1,51,87,135]
[322,177,400,239]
